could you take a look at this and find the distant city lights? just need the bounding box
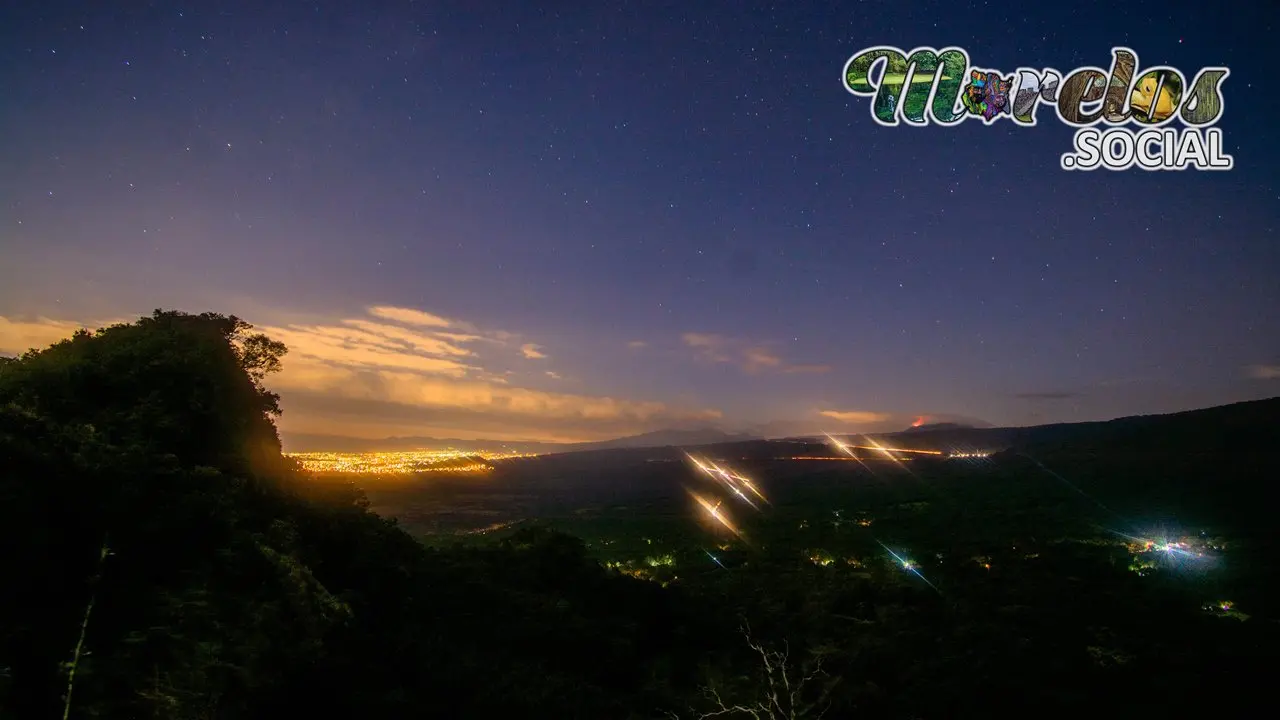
[288,448,537,474]
[1113,529,1220,576]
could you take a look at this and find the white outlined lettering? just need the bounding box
[844,46,1232,172]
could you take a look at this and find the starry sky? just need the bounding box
[1,0,1277,445]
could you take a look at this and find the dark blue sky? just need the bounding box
[1,0,1277,443]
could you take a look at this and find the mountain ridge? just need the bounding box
[282,397,1280,455]
[281,427,760,454]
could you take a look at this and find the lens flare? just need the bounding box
[690,489,741,536]
[876,539,940,593]
[685,453,768,506]
[824,433,876,474]
[858,435,919,476]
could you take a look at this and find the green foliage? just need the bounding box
[2,309,1276,719]
[0,310,708,719]
[0,310,287,476]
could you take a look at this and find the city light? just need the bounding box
[1112,529,1219,576]
[287,449,537,474]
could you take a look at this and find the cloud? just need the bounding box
[742,347,782,373]
[435,332,485,343]
[256,305,533,381]
[818,410,893,425]
[1246,364,1280,380]
[682,333,732,363]
[271,355,721,442]
[256,307,719,440]
[0,316,129,356]
[1014,391,1082,400]
[257,323,476,377]
[627,340,648,350]
[367,305,452,328]
[0,306,722,443]
[276,385,721,443]
[682,332,829,375]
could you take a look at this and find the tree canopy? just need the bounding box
[2,310,1274,719]
[0,310,708,719]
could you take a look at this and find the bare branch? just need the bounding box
[63,537,112,720]
[697,622,838,719]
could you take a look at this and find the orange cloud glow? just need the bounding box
[819,409,892,425]
[0,316,130,355]
[367,305,452,327]
[0,307,722,444]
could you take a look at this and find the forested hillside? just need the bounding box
[0,311,713,719]
[3,311,1276,719]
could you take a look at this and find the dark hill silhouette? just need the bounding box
[559,427,759,453]
[316,398,1279,459]
[901,421,973,433]
[868,397,1280,456]
[3,311,1276,718]
[0,310,711,718]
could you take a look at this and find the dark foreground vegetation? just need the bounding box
[2,311,1278,718]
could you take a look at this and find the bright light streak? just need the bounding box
[1155,540,1201,559]
[690,490,741,536]
[859,436,917,476]
[875,539,939,593]
[860,436,898,459]
[851,444,942,456]
[1110,530,1150,545]
[728,485,758,509]
[685,453,768,506]
[704,549,727,569]
[1109,528,1217,571]
[729,472,767,503]
[824,433,875,474]
[1022,453,1124,522]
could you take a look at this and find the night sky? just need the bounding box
[1,1,1277,444]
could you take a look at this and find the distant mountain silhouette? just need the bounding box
[281,427,760,454]
[282,398,1279,457]
[279,433,563,454]
[871,397,1280,454]
[559,428,760,453]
